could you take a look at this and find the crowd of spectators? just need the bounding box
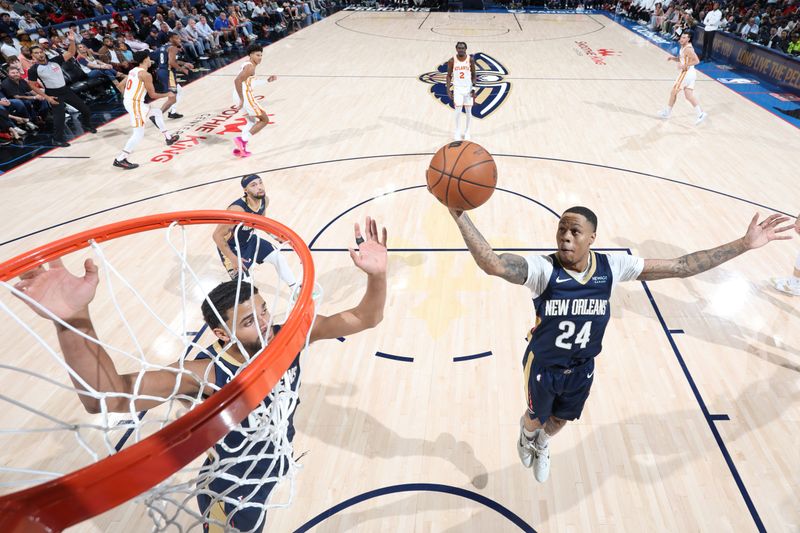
[614,0,799,56]
[0,0,339,144]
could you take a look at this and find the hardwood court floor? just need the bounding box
[0,11,798,533]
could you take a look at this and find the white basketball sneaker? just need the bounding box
[516,424,534,468]
[695,112,708,125]
[463,131,471,141]
[772,277,800,296]
[657,109,671,119]
[532,440,551,482]
[454,130,463,141]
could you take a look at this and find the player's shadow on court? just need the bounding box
[378,115,545,141]
[613,237,800,373]
[297,382,489,489]
[323,367,797,532]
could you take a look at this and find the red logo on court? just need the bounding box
[151,95,272,163]
[574,41,620,65]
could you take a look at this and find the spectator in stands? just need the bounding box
[722,13,738,32]
[76,42,126,82]
[702,2,722,59]
[137,14,154,41]
[185,18,215,56]
[788,30,800,53]
[0,11,18,36]
[80,28,104,52]
[175,20,206,59]
[114,36,135,63]
[1,65,49,124]
[205,0,221,15]
[0,85,29,121]
[17,45,35,77]
[27,32,97,147]
[0,104,27,142]
[228,6,256,41]
[214,12,237,46]
[196,14,223,49]
[17,12,42,32]
[98,36,132,72]
[1,32,19,58]
[124,30,150,52]
[740,16,759,39]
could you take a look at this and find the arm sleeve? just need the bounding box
[523,255,554,298]
[606,253,645,283]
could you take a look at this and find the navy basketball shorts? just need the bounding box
[218,236,276,278]
[197,471,276,533]
[523,354,595,424]
[155,69,178,93]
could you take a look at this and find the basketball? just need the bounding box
[426,141,497,211]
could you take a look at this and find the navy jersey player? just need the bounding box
[14,217,388,532]
[212,174,297,286]
[154,32,193,119]
[449,205,792,482]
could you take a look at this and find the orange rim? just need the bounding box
[0,211,315,532]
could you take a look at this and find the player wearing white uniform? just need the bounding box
[658,32,707,125]
[771,213,800,295]
[113,51,179,170]
[232,44,277,158]
[446,41,477,141]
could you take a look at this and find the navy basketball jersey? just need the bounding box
[526,251,614,368]
[155,44,171,70]
[195,326,301,471]
[227,197,265,247]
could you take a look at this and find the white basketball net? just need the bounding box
[0,220,318,532]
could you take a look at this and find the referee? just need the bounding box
[28,30,97,147]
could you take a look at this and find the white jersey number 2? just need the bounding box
[555,321,592,350]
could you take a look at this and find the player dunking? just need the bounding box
[446,42,477,141]
[212,174,297,287]
[113,52,179,170]
[658,32,707,124]
[449,206,792,482]
[14,217,388,533]
[154,32,194,120]
[232,44,277,158]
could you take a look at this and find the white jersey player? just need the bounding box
[113,51,179,170]
[658,32,707,125]
[232,44,277,158]
[446,41,477,141]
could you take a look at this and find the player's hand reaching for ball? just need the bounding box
[742,213,794,250]
[349,217,387,277]
[13,258,99,323]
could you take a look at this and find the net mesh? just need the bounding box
[0,215,316,532]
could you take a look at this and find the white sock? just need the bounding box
[264,250,297,286]
[694,105,703,115]
[523,427,537,441]
[148,108,170,137]
[169,85,183,114]
[117,127,145,160]
[535,429,550,448]
[241,118,255,142]
[453,106,461,134]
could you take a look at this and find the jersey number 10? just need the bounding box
[555,321,592,350]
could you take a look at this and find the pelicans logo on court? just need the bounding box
[419,52,510,119]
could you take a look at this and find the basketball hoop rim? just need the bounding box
[0,210,316,533]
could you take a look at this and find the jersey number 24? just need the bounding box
[555,321,592,350]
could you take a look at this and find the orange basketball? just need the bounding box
[426,141,497,211]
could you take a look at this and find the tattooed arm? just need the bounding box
[638,213,793,281]
[450,209,528,285]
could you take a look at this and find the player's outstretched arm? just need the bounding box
[449,209,528,285]
[638,213,794,281]
[309,217,387,343]
[13,259,205,413]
